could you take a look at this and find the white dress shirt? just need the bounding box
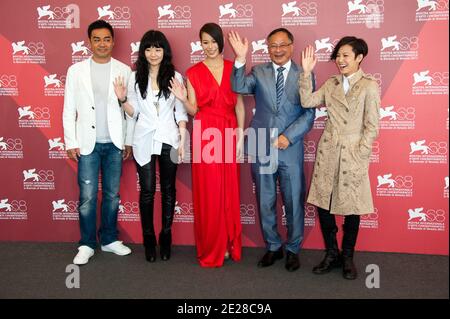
[126,71,188,167]
[272,60,291,86]
[343,72,356,95]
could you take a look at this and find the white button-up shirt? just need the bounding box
[272,60,291,86]
[127,71,188,167]
[343,72,356,95]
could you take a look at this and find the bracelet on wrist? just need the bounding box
[118,96,127,104]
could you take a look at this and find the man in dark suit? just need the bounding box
[229,28,315,271]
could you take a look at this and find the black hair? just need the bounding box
[135,30,175,100]
[199,23,224,53]
[87,20,114,39]
[267,28,294,43]
[330,36,368,62]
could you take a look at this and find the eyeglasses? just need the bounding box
[268,43,292,50]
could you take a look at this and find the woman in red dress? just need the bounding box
[170,23,245,267]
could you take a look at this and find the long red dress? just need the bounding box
[186,60,242,267]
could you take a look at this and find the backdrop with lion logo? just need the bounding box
[0,0,448,255]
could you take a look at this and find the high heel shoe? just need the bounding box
[145,246,156,262]
[144,234,157,263]
[159,231,172,261]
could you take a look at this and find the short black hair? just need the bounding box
[331,36,368,61]
[87,20,114,39]
[267,28,294,43]
[199,23,224,53]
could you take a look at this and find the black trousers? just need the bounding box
[136,143,177,237]
[317,207,360,253]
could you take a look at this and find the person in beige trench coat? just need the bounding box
[299,37,380,280]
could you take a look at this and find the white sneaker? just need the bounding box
[101,241,131,256]
[73,246,94,265]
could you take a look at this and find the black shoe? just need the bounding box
[159,231,172,261]
[160,247,171,261]
[312,250,342,274]
[342,256,357,280]
[143,235,157,263]
[145,246,156,262]
[257,248,283,267]
[285,251,300,272]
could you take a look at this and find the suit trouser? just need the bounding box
[251,156,305,254]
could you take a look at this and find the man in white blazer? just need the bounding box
[63,20,133,265]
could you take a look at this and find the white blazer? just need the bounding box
[63,57,133,155]
[126,71,188,167]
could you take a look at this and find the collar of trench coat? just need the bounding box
[329,68,373,110]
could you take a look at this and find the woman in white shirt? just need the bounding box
[113,30,188,262]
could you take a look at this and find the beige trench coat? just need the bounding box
[299,68,380,215]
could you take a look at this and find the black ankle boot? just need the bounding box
[342,249,357,280]
[159,231,172,261]
[313,249,342,274]
[143,235,156,262]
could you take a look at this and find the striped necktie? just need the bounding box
[276,66,285,108]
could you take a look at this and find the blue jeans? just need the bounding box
[77,143,123,249]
